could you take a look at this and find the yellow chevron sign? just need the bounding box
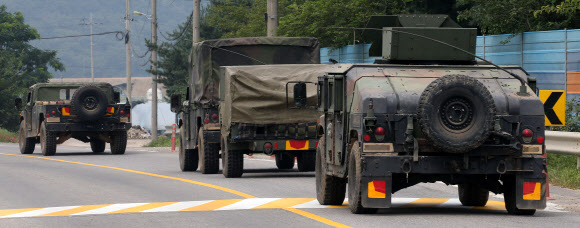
[539,90,566,126]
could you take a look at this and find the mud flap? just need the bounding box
[361,174,392,208]
[516,176,547,210]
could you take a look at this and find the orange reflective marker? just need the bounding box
[523,182,541,200]
[368,181,386,198]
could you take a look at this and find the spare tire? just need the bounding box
[71,85,108,121]
[417,75,495,153]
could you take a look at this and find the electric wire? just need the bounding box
[39,31,125,40]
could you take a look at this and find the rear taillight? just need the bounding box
[204,118,210,124]
[537,136,544,144]
[364,135,371,142]
[211,114,219,120]
[46,114,50,117]
[120,110,125,115]
[374,127,385,135]
[264,143,272,149]
[51,111,56,115]
[522,129,533,143]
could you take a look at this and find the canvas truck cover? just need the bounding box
[189,37,320,106]
[220,64,335,136]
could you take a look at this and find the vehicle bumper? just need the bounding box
[46,122,131,132]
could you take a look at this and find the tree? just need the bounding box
[0,5,65,131]
[457,0,580,35]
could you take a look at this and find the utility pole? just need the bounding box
[125,0,132,104]
[151,0,158,139]
[193,0,200,43]
[90,13,95,82]
[267,0,278,37]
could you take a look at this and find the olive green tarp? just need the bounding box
[220,64,336,136]
[189,37,320,106]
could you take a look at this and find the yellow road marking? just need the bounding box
[41,204,112,216]
[253,198,314,209]
[181,199,244,211]
[0,153,349,227]
[284,208,353,228]
[474,200,505,211]
[0,208,40,217]
[402,198,450,207]
[0,153,255,199]
[326,201,349,209]
[109,202,178,214]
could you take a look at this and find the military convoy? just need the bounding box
[171,37,323,177]
[13,14,549,216]
[293,15,546,215]
[15,83,131,156]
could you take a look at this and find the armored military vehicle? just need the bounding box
[301,15,546,215]
[171,37,321,175]
[15,83,131,156]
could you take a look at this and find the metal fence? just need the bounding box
[320,29,580,99]
[545,130,580,169]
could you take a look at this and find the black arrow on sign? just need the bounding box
[544,92,563,125]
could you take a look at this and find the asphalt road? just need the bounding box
[0,142,579,228]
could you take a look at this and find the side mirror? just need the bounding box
[15,98,23,110]
[286,81,314,109]
[113,91,121,103]
[171,94,182,113]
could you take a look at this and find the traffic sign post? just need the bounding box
[539,90,566,127]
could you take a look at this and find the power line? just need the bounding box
[39,31,125,40]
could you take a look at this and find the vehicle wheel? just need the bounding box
[504,176,536,215]
[199,128,219,174]
[458,184,489,206]
[297,151,316,172]
[110,131,127,155]
[316,137,346,205]
[275,152,295,170]
[417,75,496,153]
[40,122,56,156]
[90,139,106,153]
[348,141,378,214]
[71,85,108,121]
[222,136,243,178]
[179,126,198,171]
[19,121,35,154]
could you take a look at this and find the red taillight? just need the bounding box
[127,114,130,117]
[120,110,125,115]
[364,135,371,141]
[537,136,544,144]
[46,114,50,117]
[264,143,272,149]
[51,111,56,115]
[204,118,209,123]
[274,142,278,149]
[374,127,385,135]
[522,129,533,138]
[211,114,219,120]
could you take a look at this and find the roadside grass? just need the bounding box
[0,128,18,143]
[548,153,580,189]
[143,136,178,147]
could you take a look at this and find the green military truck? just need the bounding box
[219,64,335,177]
[15,83,131,156]
[171,37,321,176]
[300,15,546,215]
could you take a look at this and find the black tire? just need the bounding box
[222,136,243,178]
[348,141,378,214]
[199,128,219,174]
[40,122,56,156]
[458,184,489,206]
[110,131,127,155]
[71,85,108,121]
[315,137,346,205]
[275,152,295,170]
[417,75,496,153]
[179,126,199,171]
[19,121,35,154]
[297,151,316,172]
[90,139,106,153]
[504,176,536,215]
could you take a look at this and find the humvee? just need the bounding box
[299,15,546,215]
[171,37,321,176]
[15,83,131,156]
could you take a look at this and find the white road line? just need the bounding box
[143,201,212,213]
[291,199,330,209]
[391,198,419,207]
[217,198,280,210]
[73,203,147,215]
[3,206,79,218]
[437,198,463,208]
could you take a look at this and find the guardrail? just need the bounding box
[545,130,580,169]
